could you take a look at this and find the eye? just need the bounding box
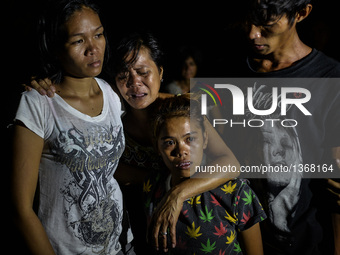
[281,137,293,149]
[95,33,104,39]
[71,39,84,45]
[163,139,175,147]
[262,20,279,31]
[263,23,274,28]
[186,136,196,143]
[138,70,149,77]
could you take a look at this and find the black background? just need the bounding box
[5,0,340,125]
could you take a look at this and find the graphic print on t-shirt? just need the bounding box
[50,123,124,254]
[244,82,302,236]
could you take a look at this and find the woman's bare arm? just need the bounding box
[240,223,264,255]
[11,124,55,255]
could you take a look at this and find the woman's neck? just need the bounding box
[57,76,98,97]
[55,76,103,117]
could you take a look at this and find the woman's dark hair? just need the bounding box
[38,0,109,83]
[111,32,164,78]
[244,0,312,26]
[151,94,204,146]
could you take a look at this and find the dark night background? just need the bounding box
[3,0,340,253]
[4,0,340,126]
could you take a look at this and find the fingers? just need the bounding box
[169,221,177,249]
[160,226,169,253]
[22,84,32,92]
[151,222,176,253]
[152,218,170,252]
[149,189,183,252]
[30,78,56,97]
[152,218,161,251]
[327,179,340,207]
[30,80,47,96]
[288,171,302,188]
[328,178,340,190]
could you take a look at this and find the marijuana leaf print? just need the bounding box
[221,182,237,195]
[199,206,215,223]
[241,211,251,225]
[225,210,237,224]
[210,194,222,207]
[200,238,216,253]
[213,222,228,237]
[187,195,201,207]
[185,221,202,239]
[242,190,255,205]
[226,230,236,244]
[143,179,152,193]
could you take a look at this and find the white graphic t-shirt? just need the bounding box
[15,78,133,255]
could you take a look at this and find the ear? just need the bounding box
[159,66,164,81]
[296,4,312,23]
[202,130,208,150]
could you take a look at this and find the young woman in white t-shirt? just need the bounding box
[11,1,134,254]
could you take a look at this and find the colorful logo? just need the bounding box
[198,83,222,106]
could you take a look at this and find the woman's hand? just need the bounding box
[268,171,302,233]
[24,77,56,97]
[149,185,184,252]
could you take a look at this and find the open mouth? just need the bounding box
[176,161,192,170]
[129,93,148,99]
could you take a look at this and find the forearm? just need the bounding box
[174,154,240,201]
[14,209,55,255]
[198,153,240,179]
[171,177,227,202]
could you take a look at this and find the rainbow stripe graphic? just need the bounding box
[199,83,222,106]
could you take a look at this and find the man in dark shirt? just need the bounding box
[227,0,340,254]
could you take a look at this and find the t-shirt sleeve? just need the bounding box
[235,179,267,231]
[99,78,125,116]
[14,91,46,139]
[111,88,124,117]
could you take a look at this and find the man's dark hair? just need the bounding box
[245,0,312,26]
